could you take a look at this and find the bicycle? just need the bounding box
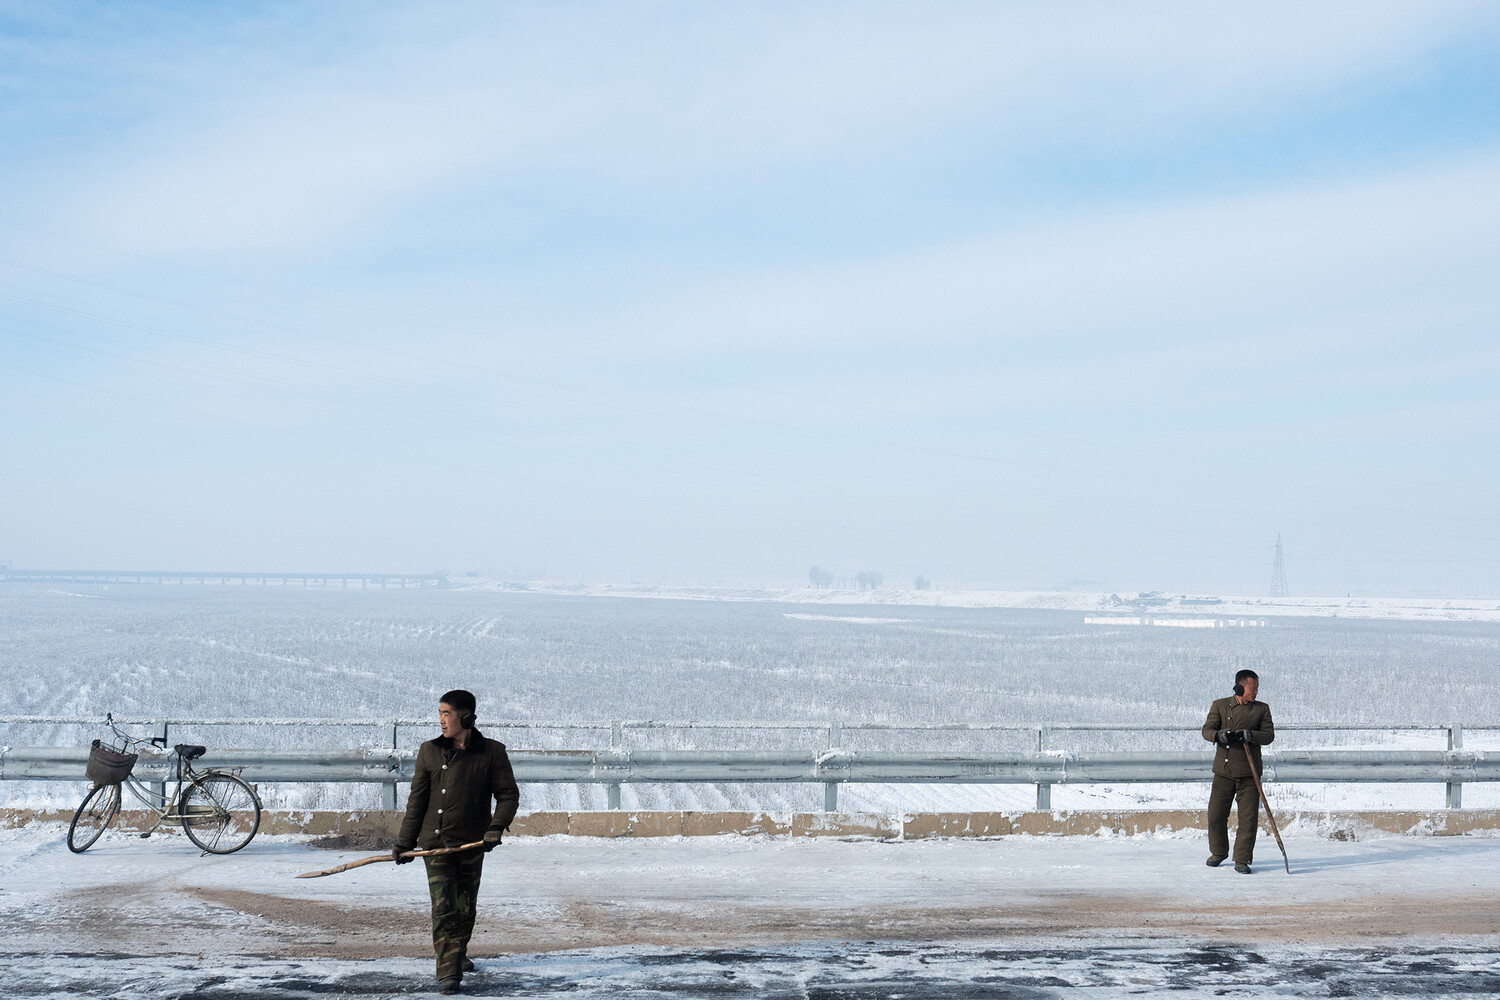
[68,713,262,855]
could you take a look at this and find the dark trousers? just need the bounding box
[424,850,484,981]
[1207,774,1260,864]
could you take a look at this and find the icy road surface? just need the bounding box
[3,826,1498,997]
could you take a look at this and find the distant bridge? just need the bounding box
[0,568,448,588]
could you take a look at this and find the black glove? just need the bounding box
[1238,730,1255,746]
[483,828,502,852]
[1217,729,1245,747]
[1215,729,1231,746]
[393,845,414,865]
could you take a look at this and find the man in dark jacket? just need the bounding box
[393,690,519,994]
[1202,669,1274,874]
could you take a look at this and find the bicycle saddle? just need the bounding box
[175,744,207,761]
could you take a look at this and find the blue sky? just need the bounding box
[2,1,1499,594]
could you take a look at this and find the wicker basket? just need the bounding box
[86,740,138,786]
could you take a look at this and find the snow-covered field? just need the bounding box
[474,579,1500,624]
[2,585,1497,814]
[2,823,1498,997]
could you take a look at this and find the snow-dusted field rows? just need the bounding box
[3,585,1497,813]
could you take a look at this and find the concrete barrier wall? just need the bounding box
[7,807,1500,838]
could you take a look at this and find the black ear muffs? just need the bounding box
[1232,683,1244,696]
[460,710,476,730]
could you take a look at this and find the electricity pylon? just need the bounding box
[1270,536,1289,597]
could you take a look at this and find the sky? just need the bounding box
[2,1,1499,595]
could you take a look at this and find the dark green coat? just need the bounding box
[397,728,520,850]
[1201,696,1275,778]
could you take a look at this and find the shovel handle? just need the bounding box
[296,840,484,878]
[1242,742,1290,874]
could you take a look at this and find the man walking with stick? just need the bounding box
[1202,669,1274,874]
[393,690,519,994]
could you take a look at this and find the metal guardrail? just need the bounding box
[3,746,1495,784]
[0,716,1492,812]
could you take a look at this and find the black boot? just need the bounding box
[1235,862,1252,874]
[1206,855,1225,867]
[461,957,476,973]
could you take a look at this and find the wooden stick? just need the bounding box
[297,840,484,878]
[1243,743,1290,874]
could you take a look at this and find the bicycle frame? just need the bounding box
[100,716,244,835]
[115,758,212,833]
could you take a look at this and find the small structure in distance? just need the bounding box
[1270,536,1289,597]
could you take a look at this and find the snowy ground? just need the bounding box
[7,584,1499,815]
[482,580,1500,624]
[4,824,1498,997]
[9,944,1500,998]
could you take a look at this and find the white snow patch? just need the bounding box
[452,580,1500,623]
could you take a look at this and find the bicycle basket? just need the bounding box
[86,739,138,786]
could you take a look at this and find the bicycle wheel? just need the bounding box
[180,773,261,854]
[68,783,120,853]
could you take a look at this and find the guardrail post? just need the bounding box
[824,722,842,812]
[383,722,399,810]
[1447,723,1464,808]
[607,721,623,810]
[153,719,169,805]
[1036,726,1052,811]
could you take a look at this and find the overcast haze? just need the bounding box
[3,2,1499,595]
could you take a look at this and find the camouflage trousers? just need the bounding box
[424,850,485,982]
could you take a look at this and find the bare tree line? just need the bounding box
[808,567,932,590]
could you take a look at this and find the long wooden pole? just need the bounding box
[297,840,484,878]
[1243,743,1290,874]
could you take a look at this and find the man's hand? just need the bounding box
[1215,729,1232,746]
[483,829,502,852]
[1238,730,1255,746]
[393,845,414,865]
[1217,729,1245,746]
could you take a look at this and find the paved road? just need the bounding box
[6,829,1500,996]
[6,943,1500,998]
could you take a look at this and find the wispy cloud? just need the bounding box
[3,1,1499,590]
[12,2,1494,256]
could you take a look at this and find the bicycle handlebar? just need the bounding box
[105,714,173,753]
